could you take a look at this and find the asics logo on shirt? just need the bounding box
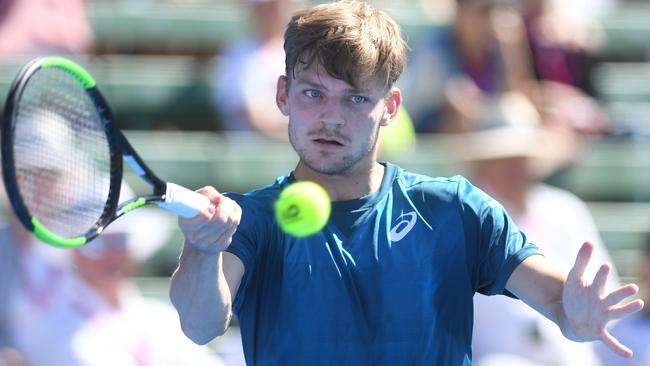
[389,211,417,242]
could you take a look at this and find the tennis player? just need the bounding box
[170,1,644,365]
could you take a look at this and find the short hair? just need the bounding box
[284,0,408,90]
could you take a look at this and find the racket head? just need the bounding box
[1,56,123,248]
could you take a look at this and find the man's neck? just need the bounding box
[293,161,385,202]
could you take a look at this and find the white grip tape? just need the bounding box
[156,183,211,218]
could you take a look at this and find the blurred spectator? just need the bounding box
[0,121,77,366]
[519,0,610,135]
[0,0,93,55]
[547,0,616,27]
[212,0,304,139]
[0,208,28,366]
[0,347,24,366]
[595,236,650,365]
[0,184,226,366]
[0,221,70,366]
[401,0,537,133]
[450,92,619,366]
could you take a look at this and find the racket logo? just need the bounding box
[389,211,417,242]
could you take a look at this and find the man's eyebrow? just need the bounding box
[294,79,328,91]
[293,78,372,94]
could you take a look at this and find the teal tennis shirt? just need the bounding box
[225,162,539,365]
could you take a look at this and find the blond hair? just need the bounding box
[284,0,407,90]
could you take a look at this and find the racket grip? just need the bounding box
[156,183,212,218]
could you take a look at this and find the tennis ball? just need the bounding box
[275,181,331,238]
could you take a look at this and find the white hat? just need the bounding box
[449,91,576,177]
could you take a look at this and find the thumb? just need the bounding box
[196,186,222,214]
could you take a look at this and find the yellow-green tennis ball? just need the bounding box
[275,181,331,238]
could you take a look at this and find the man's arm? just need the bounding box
[506,241,645,358]
[169,186,244,345]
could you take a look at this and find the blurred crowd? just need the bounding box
[0,183,234,365]
[1,0,649,365]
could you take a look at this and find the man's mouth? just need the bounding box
[313,138,344,146]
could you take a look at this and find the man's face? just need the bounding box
[276,63,399,176]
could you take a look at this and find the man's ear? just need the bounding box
[380,88,401,127]
[276,75,290,116]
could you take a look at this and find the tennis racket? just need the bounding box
[1,56,211,248]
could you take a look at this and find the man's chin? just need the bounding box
[300,158,351,176]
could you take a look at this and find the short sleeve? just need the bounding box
[455,177,540,296]
[224,193,261,312]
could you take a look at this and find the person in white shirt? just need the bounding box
[456,92,618,366]
[2,187,227,366]
[212,0,305,139]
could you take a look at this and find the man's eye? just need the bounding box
[305,90,321,98]
[351,95,366,104]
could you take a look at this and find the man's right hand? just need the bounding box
[178,186,241,254]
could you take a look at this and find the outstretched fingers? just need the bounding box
[607,298,645,320]
[568,241,594,282]
[603,284,640,308]
[592,263,611,295]
[598,285,644,358]
[601,329,634,358]
[563,241,646,358]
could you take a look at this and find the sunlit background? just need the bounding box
[1,0,650,364]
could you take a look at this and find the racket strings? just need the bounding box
[13,68,112,238]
